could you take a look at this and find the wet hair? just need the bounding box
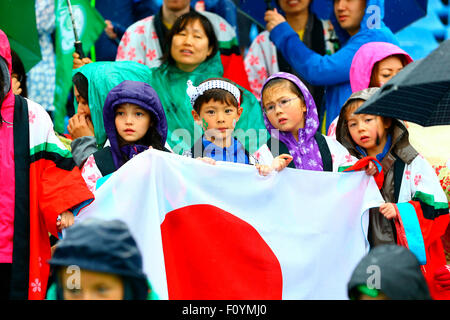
[11,50,27,98]
[369,54,409,87]
[193,77,242,114]
[72,72,89,105]
[262,78,305,105]
[160,11,219,66]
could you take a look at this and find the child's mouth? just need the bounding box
[278,118,288,124]
[360,136,370,143]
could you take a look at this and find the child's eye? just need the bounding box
[265,105,275,112]
[279,99,291,106]
[206,110,215,115]
[225,109,234,114]
[115,111,124,116]
[136,112,144,117]
[96,285,110,295]
[66,288,82,296]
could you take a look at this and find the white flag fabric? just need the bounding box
[76,149,384,300]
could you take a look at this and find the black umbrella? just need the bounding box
[355,39,450,127]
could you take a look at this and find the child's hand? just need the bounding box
[272,154,293,172]
[379,203,397,220]
[256,164,273,176]
[57,211,75,230]
[196,157,216,165]
[364,161,378,176]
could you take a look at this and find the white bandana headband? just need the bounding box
[186,79,241,107]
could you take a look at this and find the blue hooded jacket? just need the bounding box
[269,0,398,130]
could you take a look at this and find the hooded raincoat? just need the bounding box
[70,61,154,166]
[0,29,93,300]
[147,52,269,156]
[348,245,431,300]
[326,41,450,260]
[252,72,357,172]
[81,80,168,192]
[47,218,156,300]
[269,0,398,131]
[327,41,413,137]
[336,88,449,299]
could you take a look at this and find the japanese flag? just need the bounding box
[76,149,384,299]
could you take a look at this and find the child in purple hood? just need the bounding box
[81,80,169,192]
[254,72,377,176]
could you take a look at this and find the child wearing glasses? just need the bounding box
[254,72,378,176]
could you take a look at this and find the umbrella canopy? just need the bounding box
[355,39,450,127]
[239,0,427,33]
[0,0,42,72]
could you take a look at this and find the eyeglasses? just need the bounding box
[263,96,300,115]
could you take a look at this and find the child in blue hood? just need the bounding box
[81,80,169,192]
[47,218,156,300]
[265,0,399,132]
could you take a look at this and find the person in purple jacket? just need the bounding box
[80,80,169,192]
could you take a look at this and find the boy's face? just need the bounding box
[61,268,124,300]
[115,103,151,144]
[192,99,243,144]
[346,101,391,156]
[334,0,366,36]
[262,83,307,138]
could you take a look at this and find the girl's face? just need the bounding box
[74,85,90,117]
[192,99,243,146]
[346,101,391,157]
[115,103,151,144]
[171,19,213,72]
[262,82,307,140]
[372,55,404,87]
[61,268,124,300]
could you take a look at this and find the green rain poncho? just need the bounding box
[73,60,153,148]
[147,52,269,155]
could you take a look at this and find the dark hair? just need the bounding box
[160,11,219,66]
[193,77,242,113]
[72,72,89,104]
[11,50,27,98]
[369,54,409,87]
[115,106,165,154]
[262,78,305,104]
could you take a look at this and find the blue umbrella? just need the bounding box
[239,0,428,33]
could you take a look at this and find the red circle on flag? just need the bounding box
[161,204,283,299]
